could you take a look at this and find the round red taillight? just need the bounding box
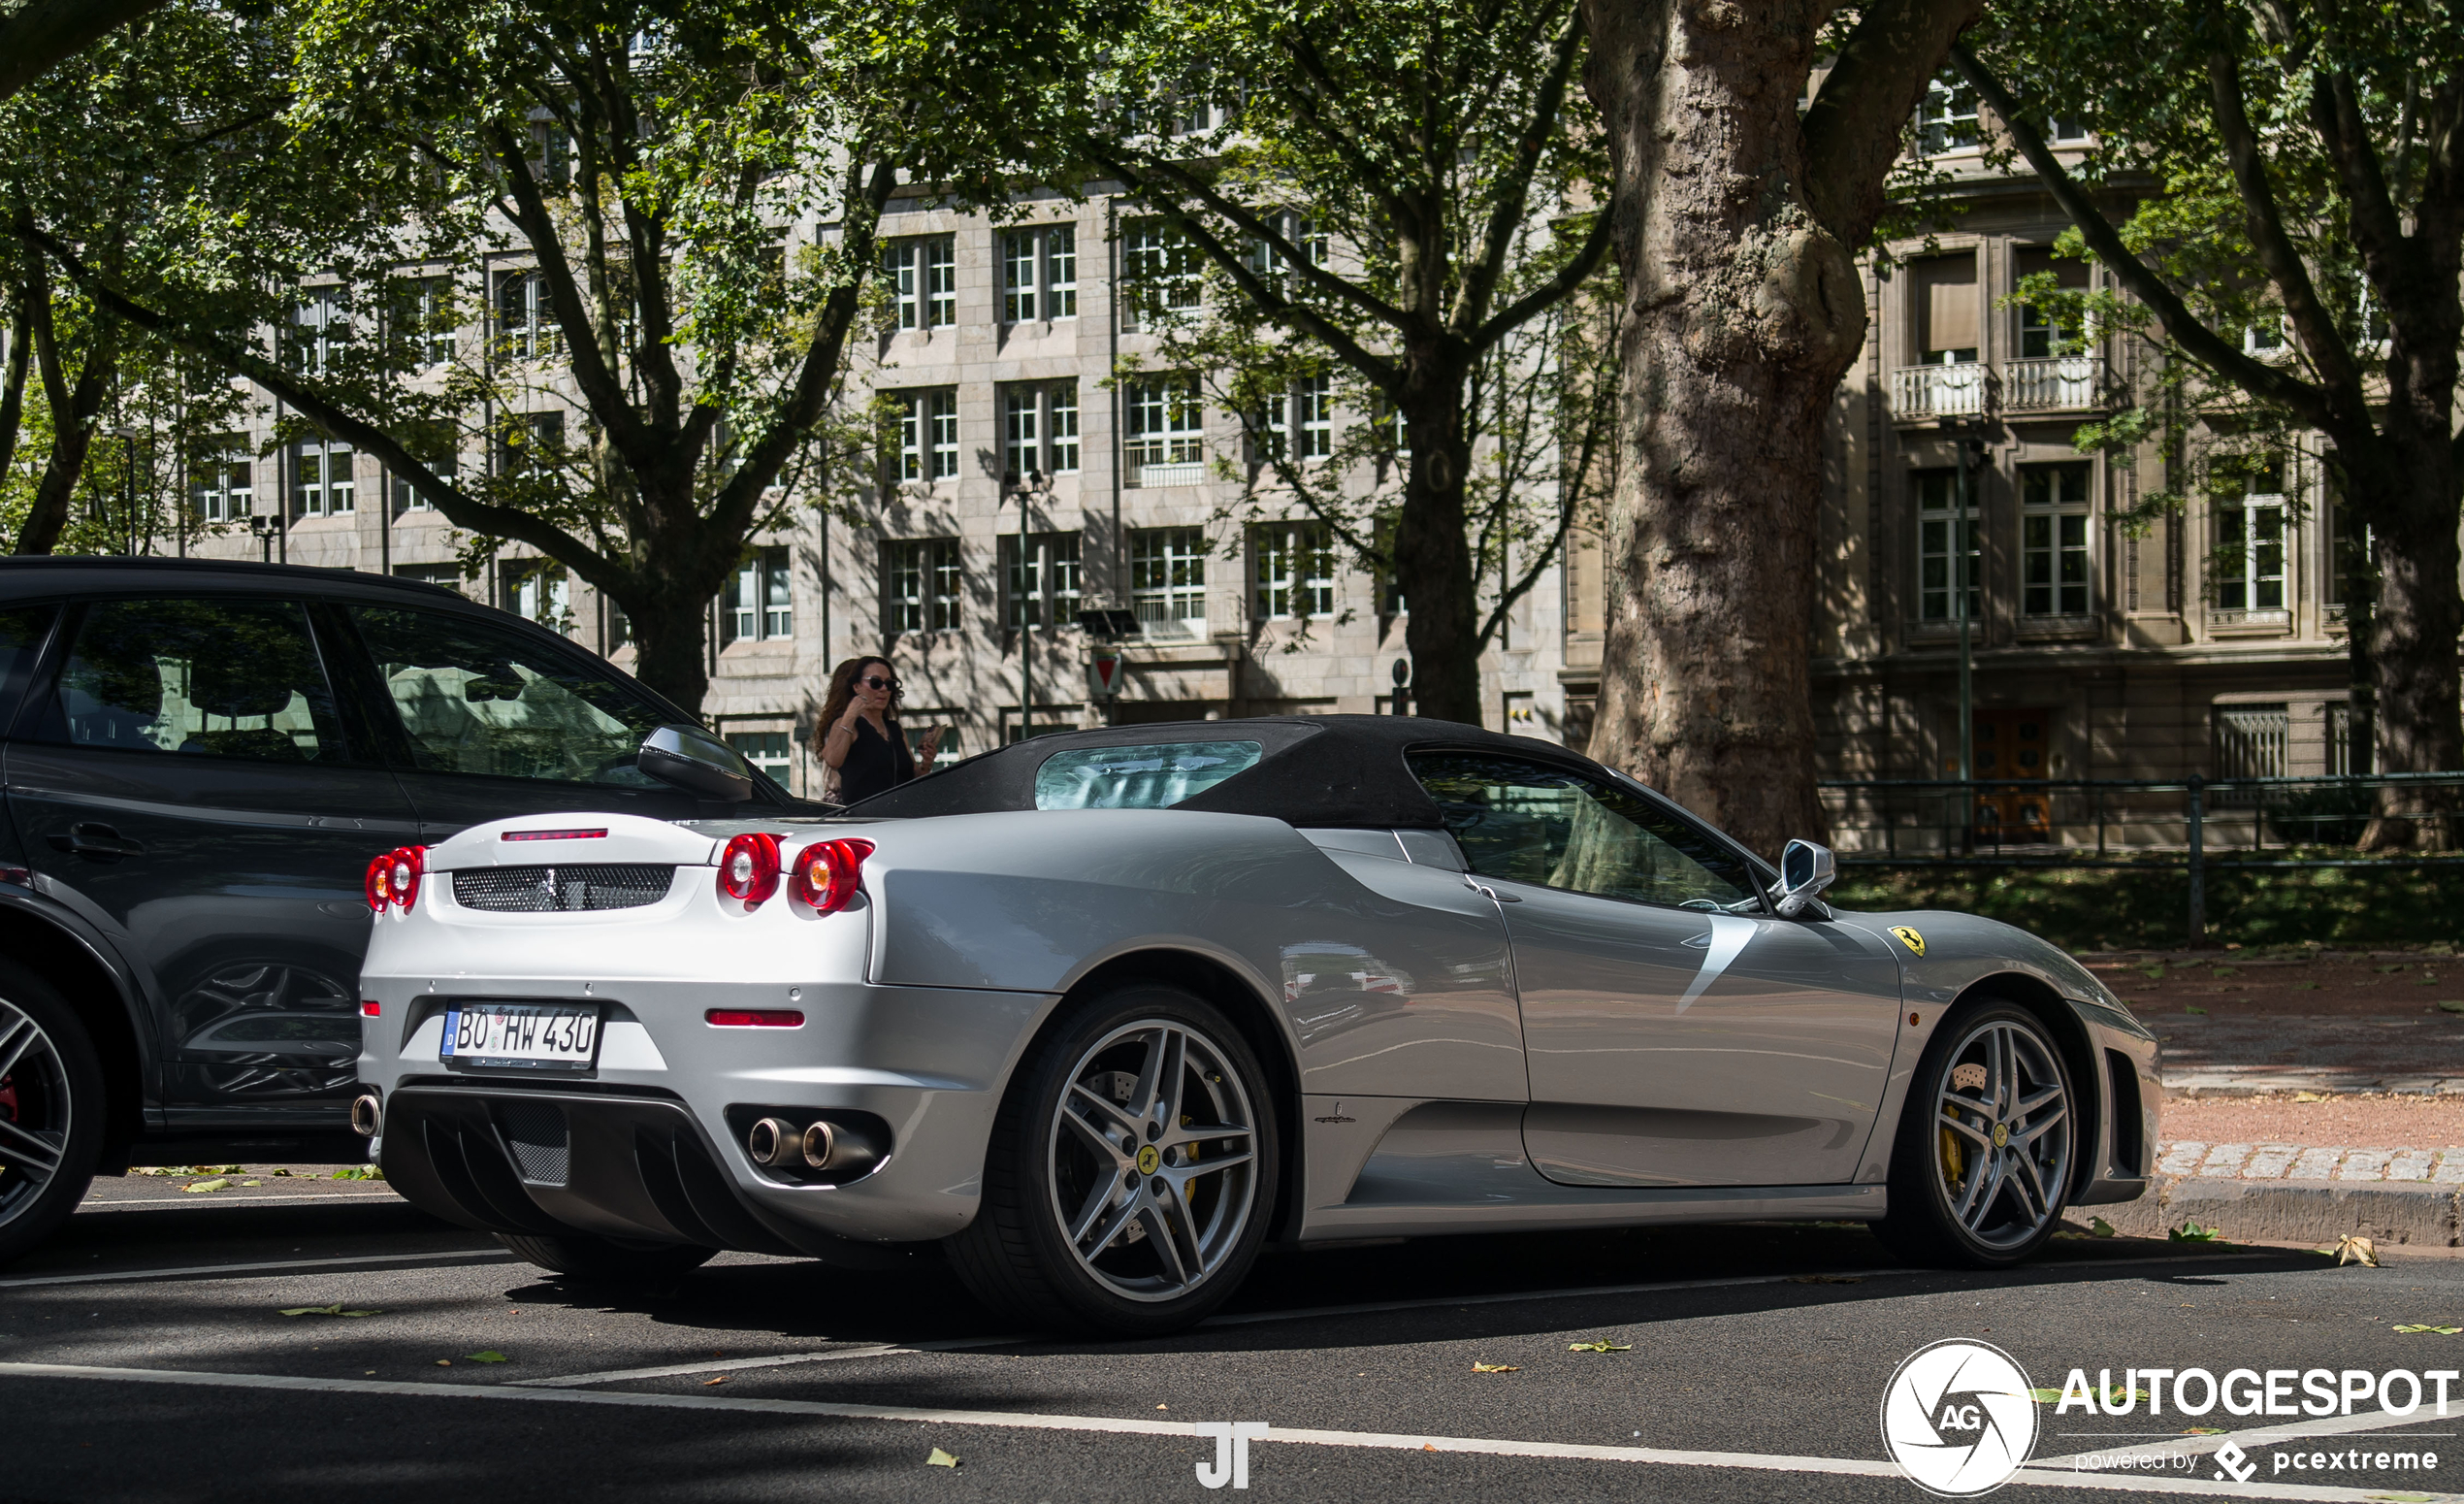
[366,845,426,912]
[719,833,782,904]
[788,837,874,914]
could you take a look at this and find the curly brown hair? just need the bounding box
[813,656,899,761]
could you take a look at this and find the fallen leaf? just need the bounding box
[2323,1234,2381,1267]
[1471,1361,1520,1373]
[1423,1444,1438,1453]
[2027,1388,2064,1403]
[703,1376,729,1387]
[465,1351,507,1364]
[2169,1222,2224,1243]
[241,1180,261,1188]
[184,1179,230,1194]
[1155,1403,1168,1411]
[331,1164,385,1181]
[2181,1427,2225,1436]
[925,1448,959,1468]
[2183,1004,2208,1015]
[2292,1091,2331,1102]
[280,1303,380,1318]
[1567,1340,1632,1353]
[2090,1217,2117,1238]
[271,1167,296,1177]
[1788,1274,1864,1285]
[2209,966,2236,979]
[2441,1000,2464,1015]
[2392,1324,2462,1334]
[435,1359,451,1367]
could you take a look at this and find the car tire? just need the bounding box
[0,958,106,1269]
[1874,998,2078,1268]
[494,1232,718,1283]
[948,983,1280,1337]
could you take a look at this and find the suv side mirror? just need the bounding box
[638,724,754,801]
[1773,838,1837,920]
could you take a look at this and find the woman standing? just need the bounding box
[814,656,942,804]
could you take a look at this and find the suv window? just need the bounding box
[348,605,667,785]
[1407,751,1758,912]
[41,597,350,763]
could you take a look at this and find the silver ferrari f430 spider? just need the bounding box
[353,716,2156,1334]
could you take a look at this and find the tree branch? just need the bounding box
[1801,0,1988,245]
[1951,44,2332,425]
[1447,3,1586,339]
[0,0,168,104]
[1469,209,1610,352]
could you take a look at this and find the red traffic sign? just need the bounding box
[1088,650,1126,699]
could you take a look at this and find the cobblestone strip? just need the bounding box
[2156,1143,2464,1181]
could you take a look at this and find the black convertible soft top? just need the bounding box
[845,714,1594,829]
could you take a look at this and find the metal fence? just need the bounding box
[1818,770,2464,946]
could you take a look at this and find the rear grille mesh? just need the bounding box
[496,1101,570,1185]
[453,864,676,912]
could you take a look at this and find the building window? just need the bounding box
[1295,375,1332,459]
[291,286,349,376]
[192,451,251,523]
[1131,526,1208,636]
[1000,224,1077,324]
[883,237,957,330]
[1253,520,1334,620]
[1914,468,1979,623]
[2213,703,2290,780]
[292,440,355,517]
[1122,219,1199,327]
[391,423,459,512]
[896,390,959,481]
[882,539,960,634]
[2021,462,2091,617]
[2326,703,2371,776]
[728,731,794,787]
[1125,376,1204,482]
[503,560,569,629]
[2327,496,2368,607]
[1002,531,1082,629]
[399,275,456,367]
[1243,213,1327,288]
[727,546,792,643]
[496,270,555,359]
[1000,384,1079,481]
[2217,463,2287,617]
[2244,315,2286,354]
[1916,72,1978,154]
[496,410,563,476]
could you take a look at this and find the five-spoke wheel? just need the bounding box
[0,960,103,1268]
[1877,999,2075,1267]
[951,984,1278,1335]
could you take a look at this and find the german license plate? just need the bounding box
[440,1003,600,1071]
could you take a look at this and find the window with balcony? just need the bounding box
[883,237,957,330]
[2213,703,2290,780]
[1001,225,1077,323]
[1125,376,1204,485]
[1001,531,1082,629]
[1893,255,1982,419]
[882,538,960,633]
[1131,526,1208,635]
[2214,464,2288,626]
[2021,462,2091,618]
[1914,469,1980,624]
[1253,520,1335,620]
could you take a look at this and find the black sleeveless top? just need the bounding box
[838,716,916,804]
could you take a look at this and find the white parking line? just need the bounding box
[0,1361,2433,1500]
[0,1249,515,1290]
[505,1336,1031,1389]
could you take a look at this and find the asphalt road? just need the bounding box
[4,1185,2462,1503]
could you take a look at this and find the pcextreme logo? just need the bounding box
[1880,1340,2038,1496]
[1890,926,1927,957]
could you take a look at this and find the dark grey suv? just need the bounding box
[0,558,805,1263]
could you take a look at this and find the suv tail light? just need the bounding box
[718,832,782,905]
[364,845,426,912]
[789,838,875,915]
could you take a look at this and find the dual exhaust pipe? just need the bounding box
[745,1116,858,1175]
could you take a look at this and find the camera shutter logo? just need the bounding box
[1880,1339,2038,1496]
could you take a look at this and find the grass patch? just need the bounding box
[1832,859,2464,952]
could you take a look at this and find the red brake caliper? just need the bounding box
[0,1075,17,1124]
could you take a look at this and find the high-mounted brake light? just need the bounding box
[364,845,426,912]
[789,837,875,915]
[502,828,608,842]
[718,832,782,905]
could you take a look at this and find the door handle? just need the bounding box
[1464,877,1523,903]
[48,822,146,862]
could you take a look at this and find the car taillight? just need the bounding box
[718,832,782,904]
[789,838,874,914]
[364,845,426,912]
[705,1009,804,1028]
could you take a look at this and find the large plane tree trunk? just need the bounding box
[1579,4,1867,860]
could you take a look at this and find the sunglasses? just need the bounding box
[861,674,898,691]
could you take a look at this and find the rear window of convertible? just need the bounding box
[1033,741,1263,810]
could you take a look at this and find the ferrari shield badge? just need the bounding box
[1890,926,1927,957]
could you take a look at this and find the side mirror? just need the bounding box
[1773,838,1837,920]
[637,724,754,801]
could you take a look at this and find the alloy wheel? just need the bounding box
[0,998,73,1229]
[1046,1019,1260,1303]
[1933,1018,2072,1252]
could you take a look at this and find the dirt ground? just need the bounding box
[2159,1093,2464,1148]
[2083,948,2461,1017]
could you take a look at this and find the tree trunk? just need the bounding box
[2361,494,2464,848]
[623,583,711,720]
[1579,2,1864,861]
[1395,370,1482,726]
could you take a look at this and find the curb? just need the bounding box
[2093,1174,2462,1249]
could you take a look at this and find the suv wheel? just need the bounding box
[0,959,105,1267]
